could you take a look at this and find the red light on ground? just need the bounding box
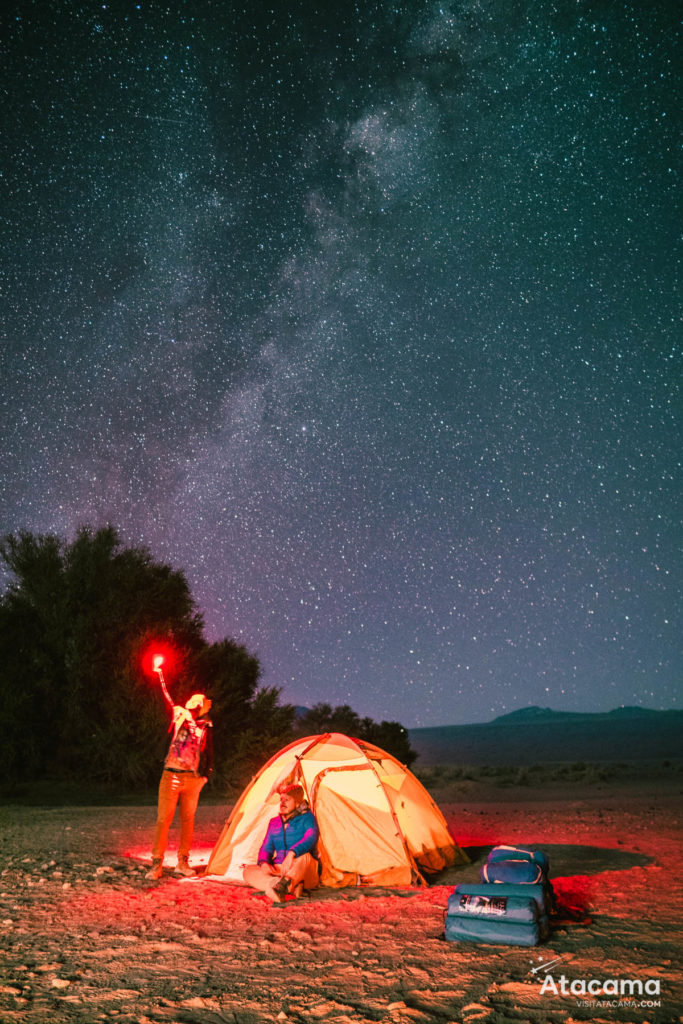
[123,843,214,868]
[153,655,164,672]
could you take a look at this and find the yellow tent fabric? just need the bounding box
[205,733,468,887]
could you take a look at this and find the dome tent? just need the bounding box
[205,732,468,887]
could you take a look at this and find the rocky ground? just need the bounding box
[1,767,681,1024]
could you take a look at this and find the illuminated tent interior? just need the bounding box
[205,732,468,887]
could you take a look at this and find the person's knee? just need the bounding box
[178,803,195,823]
[288,852,319,890]
[178,792,199,818]
[245,862,277,885]
[243,863,267,889]
[156,806,176,826]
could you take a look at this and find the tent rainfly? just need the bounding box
[205,732,468,887]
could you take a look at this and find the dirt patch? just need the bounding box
[1,775,681,1023]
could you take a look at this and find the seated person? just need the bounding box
[243,783,319,903]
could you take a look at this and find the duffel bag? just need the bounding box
[445,887,549,946]
[445,911,548,946]
[451,881,551,917]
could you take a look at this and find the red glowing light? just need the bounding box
[141,641,178,681]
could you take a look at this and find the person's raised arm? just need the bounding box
[155,666,174,714]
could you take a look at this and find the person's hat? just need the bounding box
[185,694,211,717]
[279,782,304,804]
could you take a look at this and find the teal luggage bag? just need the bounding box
[444,885,550,947]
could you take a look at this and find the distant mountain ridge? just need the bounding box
[408,707,683,765]
[489,705,674,725]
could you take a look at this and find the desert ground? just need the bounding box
[1,763,681,1024]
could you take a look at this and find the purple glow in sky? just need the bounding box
[2,1,680,725]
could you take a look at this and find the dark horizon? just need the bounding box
[407,705,683,766]
[408,703,683,732]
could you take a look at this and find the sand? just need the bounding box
[1,769,681,1024]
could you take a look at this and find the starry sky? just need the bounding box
[2,1,680,726]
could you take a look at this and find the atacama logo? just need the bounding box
[538,975,661,998]
[529,958,662,1007]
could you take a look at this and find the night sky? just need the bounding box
[2,2,680,726]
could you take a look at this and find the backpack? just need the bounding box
[481,845,550,885]
[480,845,556,911]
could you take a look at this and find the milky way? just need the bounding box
[2,2,680,725]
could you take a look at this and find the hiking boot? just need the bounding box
[146,860,163,880]
[265,875,290,903]
[272,875,291,898]
[174,858,195,878]
[271,881,305,909]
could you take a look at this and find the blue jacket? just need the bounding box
[258,803,319,865]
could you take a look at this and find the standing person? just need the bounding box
[146,673,213,880]
[242,783,319,903]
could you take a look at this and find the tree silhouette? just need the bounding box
[0,526,415,797]
[0,526,292,791]
[295,702,417,766]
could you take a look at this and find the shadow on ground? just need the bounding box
[438,842,653,888]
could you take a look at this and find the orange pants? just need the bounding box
[152,770,206,862]
[242,853,319,894]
